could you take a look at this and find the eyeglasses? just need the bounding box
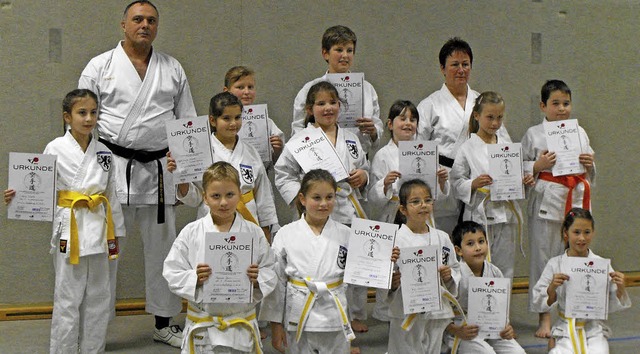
[407,198,434,207]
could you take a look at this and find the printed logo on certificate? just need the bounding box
[165,116,214,183]
[239,104,271,163]
[398,245,442,315]
[398,140,439,199]
[7,152,57,222]
[467,277,511,339]
[343,218,397,289]
[562,257,610,320]
[284,126,349,182]
[202,232,255,303]
[325,73,364,129]
[543,119,585,176]
[487,143,524,201]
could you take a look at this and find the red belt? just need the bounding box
[538,172,591,215]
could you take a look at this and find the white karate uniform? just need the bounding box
[451,133,521,279]
[444,260,525,354]
[47,132,126,354]
[522,120,596,311]
[178,132,279,229]
[386,224,461,354]
[163,212,276,353]
[531,251,631,354]
[79,41,197,318]
[260,216,352,354]
[291,73,382,154]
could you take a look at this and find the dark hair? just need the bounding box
[394,179,432,225]
[468,91,504,135]
[209,91,243,118]
[322,25,357,53]
[439,37,473,67]
[123,0,158,18]
[451,220,486,248]
[224,66,255,89]
[202,161,240,192]
[386,100,419,136]
[541,79,572,105]
[295,169,337,215]
[561,208,594,249]
[303,81,341,127]
[62,89,98,114]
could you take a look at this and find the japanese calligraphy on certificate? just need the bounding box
[325,73,364,129]
[467,277,511,339]
[165,116,214,183]
[544,119,585,176]
[563,257,610,320]
[398,140,439,199]
[344,218,397,289]
[285,126,349,182]
[7,152,57,222]
[239,104,271,164]
[487,143,524,201]
[398,245,442,315]
[202,232,255,303]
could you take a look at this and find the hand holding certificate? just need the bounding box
[343,218,398,289]
[7,152,57,222]
[398,140,439,199]
[398,245,442,315]
[563,257,610,320]
[202,232,256,303]
[487,143,524,201]
[165,116,214,184]
[543,119,585,176]
[284,126,349,182]
[466,277,511,339]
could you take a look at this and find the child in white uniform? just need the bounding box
[522,80,596,338]
[531,208,630,354]
[445,221,525,354]
[450,92,534,279]
[163,161,277,353]
[5,89,125,354]
[386,179,460,354]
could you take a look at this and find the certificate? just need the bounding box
[165,116,214,184]
[398,245,442,315]
[239,104,271,164]
[398,140,439,199]
[7,152,57,222]
[467,277,511,339]
[343,217,397,289]
[202,232,256,303]
[325,73,364,129]
[285,126,349,182]
[487,143,524,201]
[563,257,610,320]
[543,119,585,176]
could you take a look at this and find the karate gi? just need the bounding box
[291,74,382,154]
[47,132,126,354]
[260,216,352,354]
[177,132,279,229]
[79,41,197,317]
[386,224,460,354]
[444,260,525,354]
[163,212,276,353]
[522,121,596,311]
[451,133,521,279]
[531,251,631,354]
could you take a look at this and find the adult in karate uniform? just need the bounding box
[78,0,197,346]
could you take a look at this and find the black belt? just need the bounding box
[99,138,168,224]
[439,154,455,169]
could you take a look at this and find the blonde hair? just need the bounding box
[202,161,241,191]
[224,66,255,88]
[468,91,504,136]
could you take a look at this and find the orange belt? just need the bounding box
[538,172,591,215]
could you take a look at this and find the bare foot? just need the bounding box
[350,346,361,354]
[535,312,552,338]
[547,337,556,351]
[260,328,268,340]
[351,319,368,333]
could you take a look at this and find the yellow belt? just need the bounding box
[400,288,464,333]
[57,191,116,265]
[337,187,367,219]
[186,304,261,354]
[237,190,258,225]
[476,188,524,263]
[288,277,354,342]
[559,311,587,354]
